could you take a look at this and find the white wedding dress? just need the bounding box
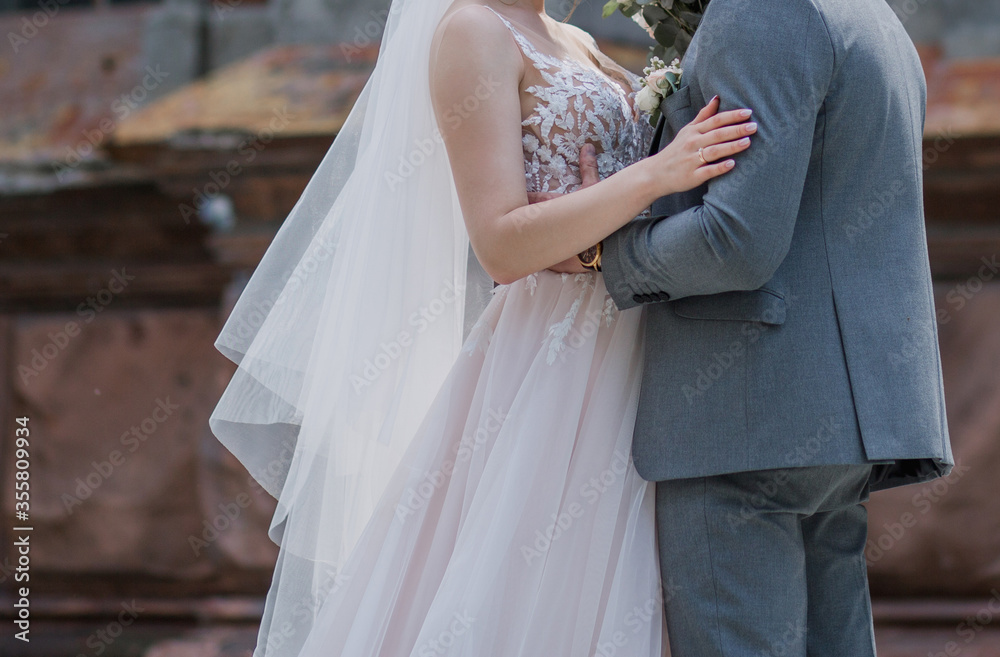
[292,10,664,656]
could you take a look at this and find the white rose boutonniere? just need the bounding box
[636,56,683,127]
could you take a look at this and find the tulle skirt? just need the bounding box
[293,269,663,656]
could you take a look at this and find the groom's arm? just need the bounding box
[601,0,835,310]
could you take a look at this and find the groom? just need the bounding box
[572,0,953,654]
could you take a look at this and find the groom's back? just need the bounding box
[802,0,950,477]
[814,0,928,240]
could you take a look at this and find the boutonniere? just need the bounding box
[634,57,683,126]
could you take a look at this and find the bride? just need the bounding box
[209,0,753,655]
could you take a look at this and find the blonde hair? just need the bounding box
[562,0,583,22]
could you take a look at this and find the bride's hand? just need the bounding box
[649,96,756,197]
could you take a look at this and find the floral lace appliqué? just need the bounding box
[485,9,649,365]
[544,274,598,365]
[486,8,656,196]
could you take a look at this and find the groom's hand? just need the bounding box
[528,144,600,274]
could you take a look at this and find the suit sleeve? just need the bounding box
[601,0,835,310]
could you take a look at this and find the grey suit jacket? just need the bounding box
[601,0,953,492]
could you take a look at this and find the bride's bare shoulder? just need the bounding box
[434,3,517,53]
[431,3,523,83]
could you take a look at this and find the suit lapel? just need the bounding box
[647,115,667,157]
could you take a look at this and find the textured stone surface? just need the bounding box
[876,626,1000,657]
[867,283,1000,596]
[6,307,277,583]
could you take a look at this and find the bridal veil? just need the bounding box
[208,0,494,653]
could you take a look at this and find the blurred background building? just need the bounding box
[0,0,998,655]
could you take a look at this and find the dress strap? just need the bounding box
[482,6,552,69]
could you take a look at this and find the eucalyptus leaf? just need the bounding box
[642,5,669,22]
[653,21,679,48]
[607,0,709,64]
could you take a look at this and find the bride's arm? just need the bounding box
[430,6,753,285]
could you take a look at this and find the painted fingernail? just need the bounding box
[725,160,736,169]
[711,95,720,103]
[740,109,753,117]
[746,122,758,133]
[739,137,751,146]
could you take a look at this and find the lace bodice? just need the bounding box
[461,9,656,365]
[487,8,657,194]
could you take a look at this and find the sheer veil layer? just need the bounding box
[208,0,494,654]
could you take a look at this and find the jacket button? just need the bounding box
[657,291,670,301]
[633,294,644,303]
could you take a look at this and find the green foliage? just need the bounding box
[604,0,710,60]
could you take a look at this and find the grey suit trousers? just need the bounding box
[655,465,876,657]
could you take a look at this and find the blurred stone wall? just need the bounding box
[136,0,1000,102]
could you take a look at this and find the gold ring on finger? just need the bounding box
[698,147,708,166]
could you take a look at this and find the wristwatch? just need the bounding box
[577,241,603,272]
